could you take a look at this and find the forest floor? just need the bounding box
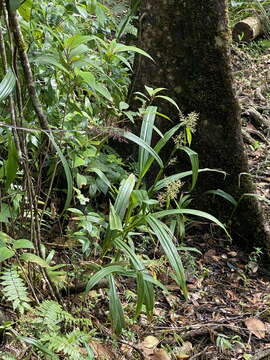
[1,43,270,360]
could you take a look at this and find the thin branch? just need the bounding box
[5,2,49,130]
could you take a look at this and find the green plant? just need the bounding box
[216,333,245,353]
[0,267,31,314]
[16,300,94,360]
[82,89,228,334]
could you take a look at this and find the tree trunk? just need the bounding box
[132,0,270,254]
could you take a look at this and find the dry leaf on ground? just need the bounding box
[244,318,266,339]
[89,341,115,359]
[174,342,193,359]
[150,348,171,360]
[138,336,160,357]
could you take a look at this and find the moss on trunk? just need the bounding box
[132,0,270,253]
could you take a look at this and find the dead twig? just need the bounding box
[252,348,270,360]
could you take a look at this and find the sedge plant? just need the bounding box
[84,88,229,334]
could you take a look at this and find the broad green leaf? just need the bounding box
[73,155,85,167]
[18,0,32,21]
[78,71,113,102]
[67,208,84,215]
[85,265,128,293]
[76,173,87,188]
[64,35,92,49]
[0,69,16,102]
[108,274,125,335]
[90,168,111,188]
[13,239,34,249]
[20,253,49,267]
[139,106,157,175]
[93,82,113,102]
[206,189,238,207]
[114,174,136,220]
[123,132,163,170]
[119,101,129,110]
[0,247,15,262]
[69,44,89,58]
[115,54,132,70]
[34,55,69,73]
[145,86,166,97]
[77,70,95,85]
[5,134,19,191]
[0,231,14,244]
[47,133,73,213]
[114,44,154,61]
[146,215,188,299]
[109,203,123,231]
[156,95,180,111]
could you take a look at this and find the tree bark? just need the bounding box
[132,0,270,254]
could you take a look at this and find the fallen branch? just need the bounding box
[233,16,263,42]
[252,348,270,360]
[243,107,270,130]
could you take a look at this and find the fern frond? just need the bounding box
[33,300,91,333]
[43,330,90,360]
[0,267,31,314]
[34,300,63,332]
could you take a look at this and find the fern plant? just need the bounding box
[0,267,31,314]
[18,300,94,359]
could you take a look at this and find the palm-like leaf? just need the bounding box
[146,215,188,299]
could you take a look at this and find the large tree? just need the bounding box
[131,0,270,253]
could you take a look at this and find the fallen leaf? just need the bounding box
[138,336,159,357]
[140,336,159,349]
[174,341,193,359]
[244,318,266,339]
[150,348,171,360]
[89,341,115,359]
